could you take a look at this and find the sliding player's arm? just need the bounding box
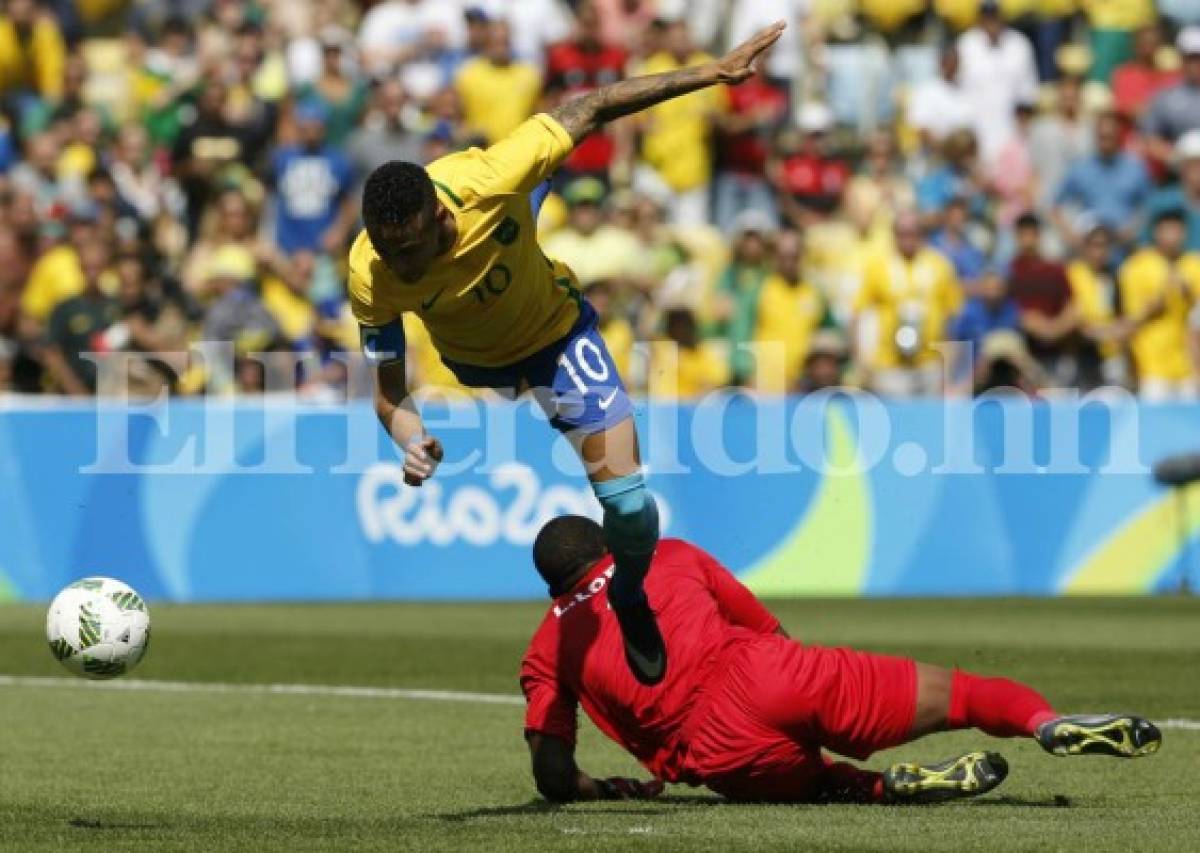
[548,21,785,143]
[526,733,662,803]
[521,645,662,803]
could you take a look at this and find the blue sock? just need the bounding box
[594,472,660,609]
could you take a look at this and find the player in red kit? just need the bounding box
[520,517,1162,804]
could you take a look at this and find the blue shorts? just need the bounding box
[442,300,633,436]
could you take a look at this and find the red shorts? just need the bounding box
[680,635,917,802]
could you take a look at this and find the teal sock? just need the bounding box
[594,472,660,609]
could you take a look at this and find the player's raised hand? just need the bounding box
[403,435,444,487]
[713,20,786,85]
[595,777,664,800]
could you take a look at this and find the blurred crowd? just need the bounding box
[2,0,1200,402]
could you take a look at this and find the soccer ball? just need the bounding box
[46,577,151,679]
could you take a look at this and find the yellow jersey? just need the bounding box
[637,52,726,192]
[754,275,826,394]
[601,316,635,381]
[0,15,65,99]
[1118,249,1200,382]
[936,0,1075,30]
[402,313,470,392]
[348,114,582,368]
[21,245,85,322]
[860,0,926,33]
[1082,0,1154,30]
[855,247,962,370]
[1066,260,1119,358]
[455,58,542,146]
[647,340,728,400]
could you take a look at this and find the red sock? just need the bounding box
[819,757,886,804]
[947,670,1057,738]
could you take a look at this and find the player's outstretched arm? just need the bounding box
[527,734,662,803]
[373,359,443,487]
[548,20,786,143]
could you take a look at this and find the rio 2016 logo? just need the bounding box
[357,462,671,547]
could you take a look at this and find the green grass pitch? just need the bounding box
[0,598,1197,852]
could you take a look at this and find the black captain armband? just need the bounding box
[359,321,407,365]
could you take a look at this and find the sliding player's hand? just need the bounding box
[403,435,444,487]
[595,777,664,800]
[713,20,786,85]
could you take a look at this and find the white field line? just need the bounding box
[1,675,1198,731]
[0,674,523,705]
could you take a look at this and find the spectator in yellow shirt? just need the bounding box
[20,204,113,326]
[454,20,542,145]
[634,21,727,226]
[648,308,728,400]
[542,178,641,286]
[589,278,635,381]
[937,1,1078,39]
[1118,208,1200,401]
[0,0,66,104]
[1066,221,1134,388]
[854,211,962,397]
[753,229,828,395]
[1084,0,1157,83]
[860,0,927,35]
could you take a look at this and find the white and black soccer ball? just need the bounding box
[46,578,151,679]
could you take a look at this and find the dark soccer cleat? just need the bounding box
[1036,715,1161,758]
[612,599,667,687]
[883,751,1008,804]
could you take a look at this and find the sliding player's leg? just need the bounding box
[913,663,1057,739]
[685,640,998,805]
[917,664,1161,758]
[784,650,1012,804]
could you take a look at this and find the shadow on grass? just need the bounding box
[434,791,1067,822]
[966,794,1072,808]
[68,817,168,830]
[435,795,726,822]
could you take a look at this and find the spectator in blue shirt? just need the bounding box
[1143,129,1200,251]
[270,100,356,255]
[1053,112,1153,251]
[930,196,988,294]
[950,265,1023,388]
[916,129,990,228]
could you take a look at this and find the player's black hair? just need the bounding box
[533,516,607,597]
[361,161,435,251]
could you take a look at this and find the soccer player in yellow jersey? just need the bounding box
[348,21,787,686]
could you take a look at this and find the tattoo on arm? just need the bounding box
[550,63,718,142]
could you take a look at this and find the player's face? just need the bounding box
[377,202,452,283]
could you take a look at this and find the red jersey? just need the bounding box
[720,77,788,175]
[545,39,627,174]
[1008,255,1072,318]
[777,153,851,211]
[519,539,780,782]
